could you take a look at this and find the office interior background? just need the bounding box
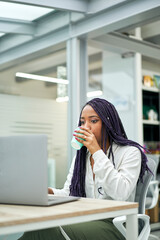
[0,0,160,239]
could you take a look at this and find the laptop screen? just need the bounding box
[0,135,49,205]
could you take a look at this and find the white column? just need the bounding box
[134,27,143,145]
[67,37,88,167]
[79,39,88,110]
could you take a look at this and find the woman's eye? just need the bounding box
[91,119,98,123]
[80,121,85,125]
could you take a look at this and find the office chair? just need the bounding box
[145,179,159,240]
[146,154,159,211]
[113,158,156,240]
[145,155,160,240]
[146,180,159,210]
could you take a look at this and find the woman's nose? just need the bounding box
[84,122,91,129]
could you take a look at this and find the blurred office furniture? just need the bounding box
[146,154,159,221]
[48,158,56,187]
[146,155,160,240]
[113,158,156,240]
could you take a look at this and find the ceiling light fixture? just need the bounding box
[16,72,69,85]
[56,96,69,102]
[87,90,103,97]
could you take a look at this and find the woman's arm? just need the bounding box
[92,146,141,201]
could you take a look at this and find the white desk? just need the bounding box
[0,198,138,240]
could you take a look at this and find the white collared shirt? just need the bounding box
[52,143,141,202]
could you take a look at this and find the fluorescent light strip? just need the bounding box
[56,91,103,102]
[56,96,69,102]
[16,72,69,85]
[0,33,5,37]
[87,90,103,97]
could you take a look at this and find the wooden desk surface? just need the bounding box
[0,198,138,227]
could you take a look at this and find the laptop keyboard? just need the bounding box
[48,195,68,201]
[48,194,80,203]
[48,194,58,201]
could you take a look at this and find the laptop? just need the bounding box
[0,134,79,206]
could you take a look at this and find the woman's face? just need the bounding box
[80,105,102,145]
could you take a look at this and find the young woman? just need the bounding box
[19,98,149,240]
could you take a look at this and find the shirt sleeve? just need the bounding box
[50,156,76,196]
[92,147,141,201]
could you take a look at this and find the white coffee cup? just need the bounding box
[71,127,84,150]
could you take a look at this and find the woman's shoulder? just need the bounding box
[113,142,141,156]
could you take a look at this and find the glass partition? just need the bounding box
[0,46,68,188]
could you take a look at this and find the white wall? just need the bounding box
[102,51,137,141]
[142,59,160,74]
[0,94,68,188]
[0,62,57,99]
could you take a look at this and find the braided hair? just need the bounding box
[69,98,150,197]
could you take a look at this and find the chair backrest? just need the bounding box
[135,158,156,214]
[145,154,159,210]
[146,154,159,181]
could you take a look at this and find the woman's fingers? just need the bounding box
[74,130,93,143]
[48,187,54,194]
[73,128,90,141]
[73,134,86,142]
[73,127,101,154]
[74,127,91,136]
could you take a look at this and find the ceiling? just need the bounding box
[0,0,160,71]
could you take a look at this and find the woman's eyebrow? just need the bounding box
[80,115,99,119]
[89,115,99,118]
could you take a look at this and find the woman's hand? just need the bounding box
[73,127,101,155]
[48,187,54,194]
